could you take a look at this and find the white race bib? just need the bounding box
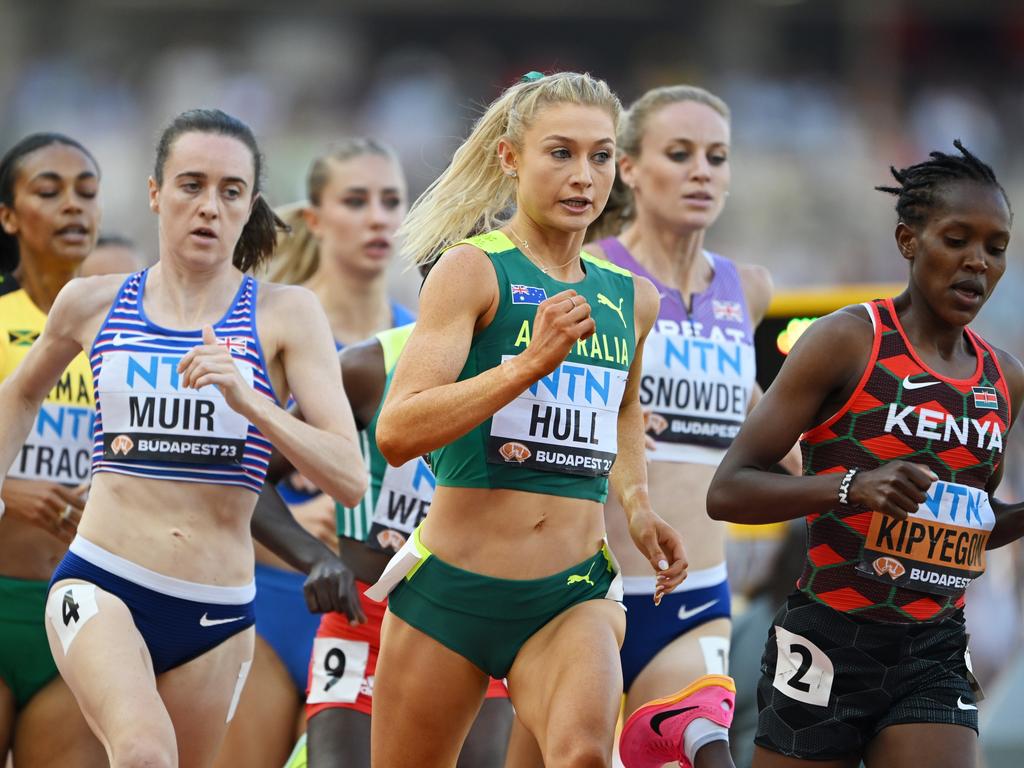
[97,351,254,464]
[9,403,94,483]
[306,638,370,704]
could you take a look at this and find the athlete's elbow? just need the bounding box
[705,478,739,522]
[375,420,414,468]
[332,466,369,507]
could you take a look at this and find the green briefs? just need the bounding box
[388,533,623,678]
[0,576,58,708]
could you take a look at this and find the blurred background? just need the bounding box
[3,0,1024,763]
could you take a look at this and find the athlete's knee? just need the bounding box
[108,730,177,768]
[544,737,612,768]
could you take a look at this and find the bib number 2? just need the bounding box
[772,626,834,707]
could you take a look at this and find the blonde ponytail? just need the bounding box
[399,72,621,266]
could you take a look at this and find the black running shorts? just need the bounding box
[754,591,977,761]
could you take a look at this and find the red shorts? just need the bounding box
[305,580,508,718]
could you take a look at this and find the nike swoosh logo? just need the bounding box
[902,376,939,390]
[678,599,719,622]
[957,697,978,711]
[110,332,171,347]
[199,612,246,627]
[650,705,698,736]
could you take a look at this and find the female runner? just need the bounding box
[0,108,366,768]
[0,133,106,767]
[708,141,1024,768]
[371,71,687,767]
[218,138,413,768]
[585,85,796,768]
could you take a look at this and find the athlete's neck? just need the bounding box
[892,290,975,370]
[504,215,586,282]
[304,262,392,346]
[619,213,711,299]
[13,246,79,313]
[145,259,242,329]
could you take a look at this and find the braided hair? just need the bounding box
[876,139,1010,227]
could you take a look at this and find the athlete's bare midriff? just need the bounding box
[606,460,724,576]
[76,471,256,586]
[420,485,607,579]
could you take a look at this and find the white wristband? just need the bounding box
[838,468,859,507]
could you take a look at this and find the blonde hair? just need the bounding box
[400,72,622,266]
[588,85,730,241]
[261,138,400,285]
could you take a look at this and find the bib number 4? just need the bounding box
[772,626,834,707]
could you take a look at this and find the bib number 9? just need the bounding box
[307,638,369,704]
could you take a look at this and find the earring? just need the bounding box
[507,170,517,178]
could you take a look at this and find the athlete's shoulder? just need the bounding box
[735,262,773,324]
[452,230,518,256]
[254,280,321,317]
[985,341,1024,402]
[581,249,633,279]
[786,303,874,364]
[629,273,660,335]
[420,244,498,311]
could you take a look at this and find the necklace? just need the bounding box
[507,226,580,275]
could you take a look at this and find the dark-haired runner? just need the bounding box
[708,141,1024,768]
[0,133,106,767]
[0,109,366,766]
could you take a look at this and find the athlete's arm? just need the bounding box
[0,279,97,506]
[181,284,367,506]
[748,383,802,475]
[707,306,935,524]
[611,276,687,598]
[984,348,1024,549]
[738,262,773,327]
[377,246,594,466]
[251,482,364,622]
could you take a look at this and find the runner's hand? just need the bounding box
[628,507,688,604]
[303,554,366,624]
[520,289,595,376]
[849,461,936,520]
[177,325,255,416]
[0,478,85,542]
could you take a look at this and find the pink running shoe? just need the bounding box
[619,674,736,768]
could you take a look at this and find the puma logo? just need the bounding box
[596,293,626,327]
[567,562,596,587]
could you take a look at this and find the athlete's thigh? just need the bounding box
[0,678,13,760]
[502,716,544,768]
[12,675,105,768]
[371,610,488,768]
[45,580,174,761]
[459,697,514,768]
[864,723,976,768]
[507,599,625,763]
[307,708,370,768]
[212,634,299,768]
[157,627,254,768]
[752,745,859,768]
[625,617,732,716]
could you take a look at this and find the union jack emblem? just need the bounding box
[218,336,249,356]
[712,300,744,322]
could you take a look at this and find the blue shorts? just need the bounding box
[254,562,320,693]
[620,563,731,690]
[50,536,255,675]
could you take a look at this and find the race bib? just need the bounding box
[857,480,994,596]
[307,638,370,704]
[772,626,834,707]
[638,330,754,462]
[488,356,627,477]
[9,403,94,483]
[97,351,254,465]
[368,457,435,551]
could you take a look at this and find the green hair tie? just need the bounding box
[520,71,544,83]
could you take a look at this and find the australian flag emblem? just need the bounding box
[511,284,547,305]
[972,386,999,410]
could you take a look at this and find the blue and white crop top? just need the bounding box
[90,270,277,493]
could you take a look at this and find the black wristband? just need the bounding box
[838,467,859,507]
